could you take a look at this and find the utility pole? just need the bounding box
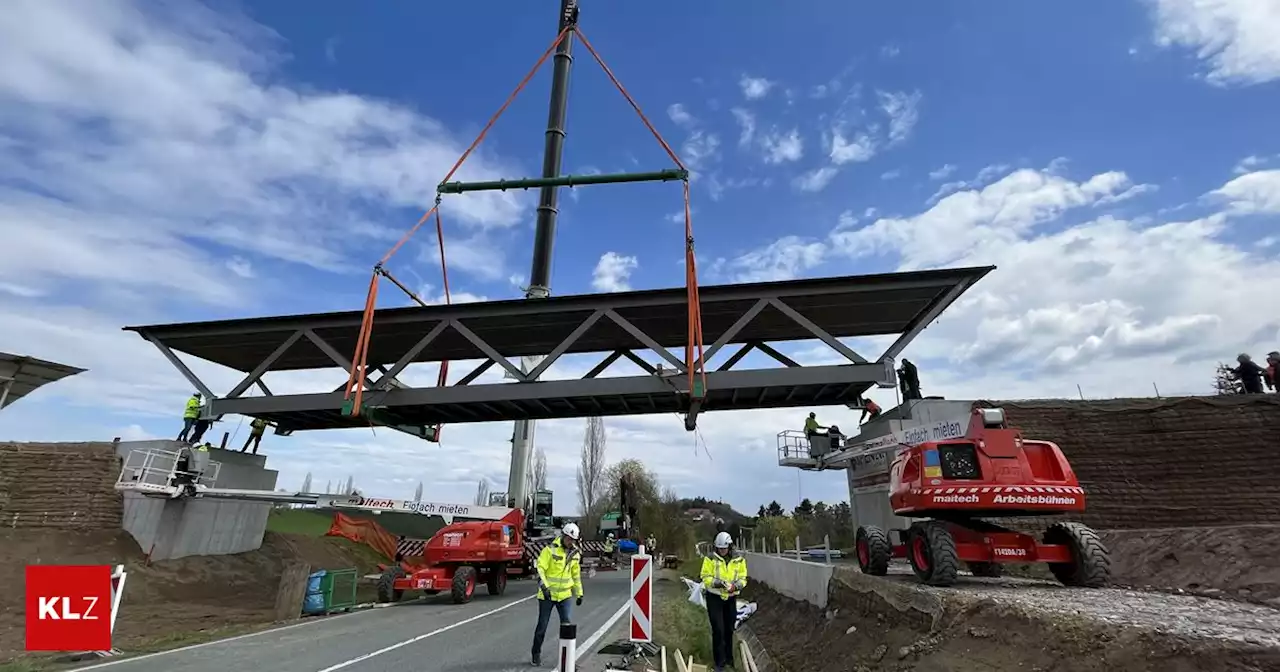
[507,0,579,513]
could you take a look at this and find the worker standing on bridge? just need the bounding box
[242,417,271,454]
[701,531,748,672]
[1235,353,1267,394]
[1265,352,1278,392]
[530,522,583,667]
[899,358,922,400]
[859,396,882,424]
[177,393,202,442]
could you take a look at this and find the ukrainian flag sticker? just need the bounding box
[924,449,940,467]
[924,466,942,478]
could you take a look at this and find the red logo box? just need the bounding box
[25,565,114,652]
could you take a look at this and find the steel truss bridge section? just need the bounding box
[124,266,993,435]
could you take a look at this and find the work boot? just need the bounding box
[531,652,541,667]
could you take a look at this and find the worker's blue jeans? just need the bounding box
[531,597,573,656]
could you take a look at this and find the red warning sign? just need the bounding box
[629,554,652,643]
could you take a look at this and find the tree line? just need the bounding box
[748,498,856,551]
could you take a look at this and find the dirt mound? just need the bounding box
[745,571,1280,672]
[0,528,384,661]
[1104,526,1280,604]
[985,395,1280,530]
[0,442,123,529]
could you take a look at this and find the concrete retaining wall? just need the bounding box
[116,441,278,561]
[743,552,834,608]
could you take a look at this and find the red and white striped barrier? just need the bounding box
[629,546,652,643]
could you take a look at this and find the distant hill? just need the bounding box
[678,497,748,524]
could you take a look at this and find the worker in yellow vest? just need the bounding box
[603,531,617,563]
[701,531,748,672]
[242,417,271,454]
[177,393,203,442]
[530,522,583,667]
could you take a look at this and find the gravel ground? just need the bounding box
[875,562,1280,647]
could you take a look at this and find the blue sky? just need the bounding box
[1,0,1278,515]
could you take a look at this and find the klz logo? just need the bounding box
[26,565,114,652]
[37,596,101,620]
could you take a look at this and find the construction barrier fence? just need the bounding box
[325,513,399,560]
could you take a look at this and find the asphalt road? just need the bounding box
[80,572,632,672]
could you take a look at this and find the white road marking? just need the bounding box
[575,601,631,660]
[76,608,373,670]
[314,595,537,672]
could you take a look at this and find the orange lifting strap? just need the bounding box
[342,25,708,431]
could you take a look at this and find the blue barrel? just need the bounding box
[618,539,639,554]
[303,570,328,615]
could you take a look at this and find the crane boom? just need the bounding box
[506,0,579,511]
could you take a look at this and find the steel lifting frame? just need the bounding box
[133,275,984,432]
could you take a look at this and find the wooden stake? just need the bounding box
[273,561,311,621]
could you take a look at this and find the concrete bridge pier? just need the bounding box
[115,440,278,561]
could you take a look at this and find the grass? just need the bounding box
[266,508,334,536]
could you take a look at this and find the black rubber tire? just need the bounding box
[967,562,1003,578]
[1043,522,1111,588]
[486,564,508,596]
[907,521,960,587]
[451,565,478,604]
[376,566,405,603]
[855,526,892,576]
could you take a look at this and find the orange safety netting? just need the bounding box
[342,25,707,428]
[325,512,398,560]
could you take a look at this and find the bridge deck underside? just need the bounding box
[125,266,993,430]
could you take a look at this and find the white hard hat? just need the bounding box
[714,531,733,549]
[562,522,581,540]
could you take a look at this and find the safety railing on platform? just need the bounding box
[115,446,221,496]
[776,430,818,467]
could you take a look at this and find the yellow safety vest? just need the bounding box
[250,418,267,435]
[604,539,615,553]
[183,398,202,419]
[804,416,820,432]
[700,552,748,598]
[535,537,583,602]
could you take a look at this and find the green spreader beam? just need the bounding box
[437,168,688,194]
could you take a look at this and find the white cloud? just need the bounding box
[730,108,756,147]
[667,102,695,128]
[591,252,639,292]
[792,167,839,193]
[1211,169,1280,213]
[829,132,877,165]
[710,164,1280,405]
[877,90,922,145]
[226,256,255,278]
[928,163,1013,203]
[761,129,804,164]
[1148,0,1280,85]
[881,169,902,180]
[682,131,721,171]
[880,44,901,58]
[835,168,1140,269]
[739,75,776,100]
[710,236,827,283]
[929,164,958,180]
[0,0,527,301]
